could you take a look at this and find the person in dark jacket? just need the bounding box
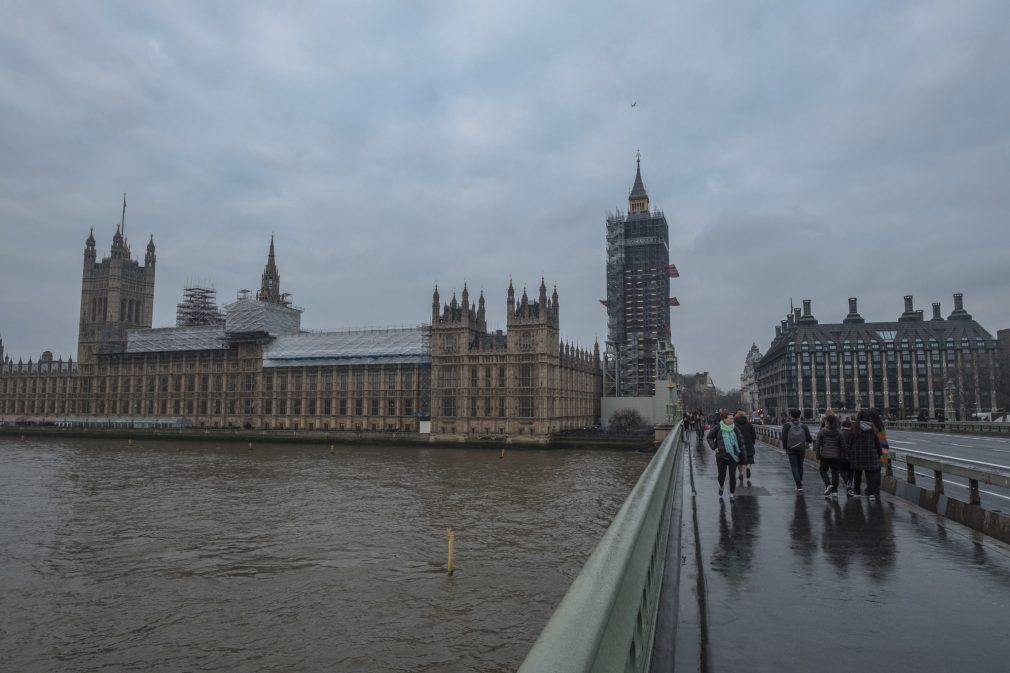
[707,411,746,502]
[781,408,813,493]
[839,417,854,492]
[848,409,883,500]
[815,414,844,497]
[734,411,757,484]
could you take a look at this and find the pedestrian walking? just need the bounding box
[839,417,854,492]
[734,410,756,484]
[707,411,746,502]
[781,408,812,493]
[815,414,844,497]
[869,409,890,469]
[848,409,882,500]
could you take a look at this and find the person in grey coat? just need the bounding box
[815,414,844,497]
[847,409,882,500]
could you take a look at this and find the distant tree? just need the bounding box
[713,388,742,412]
[608,408,647,433]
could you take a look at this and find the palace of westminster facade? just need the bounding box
[0,225,600,440]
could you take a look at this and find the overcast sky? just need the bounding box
[1,1,1007,390]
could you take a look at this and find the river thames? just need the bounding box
[0,437,649,672]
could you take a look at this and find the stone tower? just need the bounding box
[256,235,283,304]
[605,154,672,396]
[77,203,156,364]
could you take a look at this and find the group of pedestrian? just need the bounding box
[783,408,890,501]
[691,405,892,504]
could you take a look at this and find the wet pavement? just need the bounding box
[667,432,1010,673]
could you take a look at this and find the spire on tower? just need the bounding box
[256,235,284,304]
[628,152,650,213]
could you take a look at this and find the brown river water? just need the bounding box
[0,437,649,672]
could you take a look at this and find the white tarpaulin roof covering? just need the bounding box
[262,327,430,368]
[126,325,228,353]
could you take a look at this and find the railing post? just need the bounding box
[907,460,916,485]
[934,469,944,495]
[969,479,981,506]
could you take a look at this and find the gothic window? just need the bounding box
[323,399,332,415]
[519,365,532,388]
[404,399,413,416]
[443,396,456,417]
[519,396,533,417]
[403,371,413,390]
[293,400,302,415]
[354,399,363,415]
[308,400,316,416]
[470,367,478,387]
[498,367,506,387]
[371,399,379,416]
[470,397,477,417]
[520,333,533,352]
[339,399,347,415]
[387,399,396,416]
[387,371,396,390]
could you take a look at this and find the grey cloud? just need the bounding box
[1,1,1008,390]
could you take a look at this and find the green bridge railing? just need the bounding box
[517,422,685,673]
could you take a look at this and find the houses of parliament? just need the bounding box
[0,218,600,441]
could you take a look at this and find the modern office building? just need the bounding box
[755,296,1000,420]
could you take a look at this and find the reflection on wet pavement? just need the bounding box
[673,431,1010,673]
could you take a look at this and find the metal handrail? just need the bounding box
[898,450,1010,505]
[517,422,684,673]
[889,420,1010,434]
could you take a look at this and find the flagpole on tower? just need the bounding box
[121,193,127,236]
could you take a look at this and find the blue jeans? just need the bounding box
[787,452,805,487]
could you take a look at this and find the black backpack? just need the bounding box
[786,421,808,451]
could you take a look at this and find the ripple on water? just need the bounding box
[0,439,649,672]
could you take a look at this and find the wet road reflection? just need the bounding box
[677,432,1010,673]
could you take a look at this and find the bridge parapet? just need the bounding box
[517,422,684,673]
[888,449,1010,544]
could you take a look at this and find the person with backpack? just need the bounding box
[781,408,812,493]
[848,409,883,500]
[815,414,844,497]
[734,410,757,484]
[707,411,746,502]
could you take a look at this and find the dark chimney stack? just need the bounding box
[948,292,972,320]
[932,302,943,321]
[843,297,865,324]
[802,299,811,317]
[899,295,921,322]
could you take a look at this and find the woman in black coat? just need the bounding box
[734,411,757,483]
[847,409,882,500]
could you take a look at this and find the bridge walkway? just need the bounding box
[659,430,1010,673]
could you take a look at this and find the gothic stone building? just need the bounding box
[1,224,602,440]
[755,296,999,420]
[430,280,601,439]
